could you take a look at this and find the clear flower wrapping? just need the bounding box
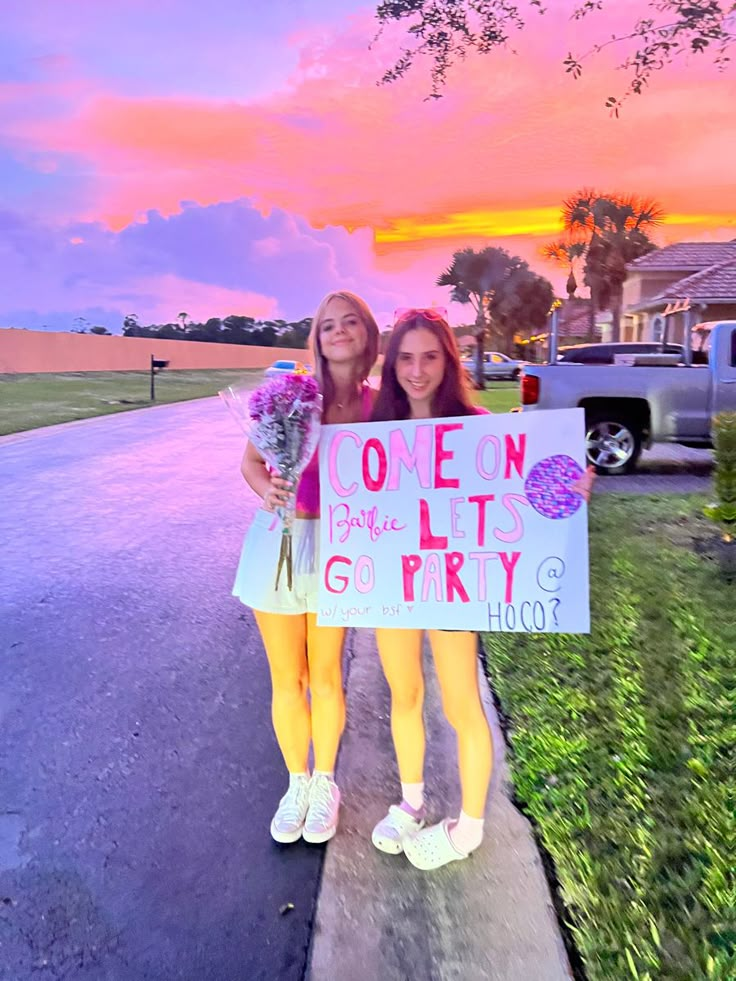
[220,375,322,590]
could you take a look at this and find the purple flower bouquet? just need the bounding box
[220,374,322,590]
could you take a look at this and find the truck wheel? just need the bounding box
[585,415,642,475]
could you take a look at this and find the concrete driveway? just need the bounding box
[0,396,324,981]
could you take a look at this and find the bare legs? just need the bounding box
[254,611,346,772]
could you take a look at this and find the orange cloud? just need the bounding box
[376,208,565,245]
[375,208,736,250]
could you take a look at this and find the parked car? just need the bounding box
[520,321,735,475]
[557,342,708,365]
[461,351,527,381]
[264,359,310,378]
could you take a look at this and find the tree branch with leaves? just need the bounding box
[373,0,735,110]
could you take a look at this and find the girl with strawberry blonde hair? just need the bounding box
[234,291,378,845]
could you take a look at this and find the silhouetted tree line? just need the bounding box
[120,313,312,349]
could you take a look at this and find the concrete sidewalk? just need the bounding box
[309,630,571,981]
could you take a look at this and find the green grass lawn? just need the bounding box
[0,369,260,436]
[0,370,520,437]
[474,382,522,414]
[483,495,734,981]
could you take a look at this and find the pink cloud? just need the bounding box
[127,274,278,324]
[3,2,734,251]
[251,237,283,258]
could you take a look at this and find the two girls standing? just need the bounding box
[234,296,589,870]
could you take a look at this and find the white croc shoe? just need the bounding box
[403,819,471,870]
[302,774,341,844]
[372,804,425,855]
[270,776,311,844]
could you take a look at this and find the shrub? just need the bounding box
[704,412,736,539]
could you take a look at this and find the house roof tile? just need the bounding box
[651,257,736,302]
[627,240,736,271]
[558,309,601,337]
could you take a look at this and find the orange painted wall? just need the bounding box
[0,329,309,374]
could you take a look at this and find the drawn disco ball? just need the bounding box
[524,454,585,520]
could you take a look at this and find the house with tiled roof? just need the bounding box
[508,297,610,359]
[622,239,736,344]
[555,297,610,339]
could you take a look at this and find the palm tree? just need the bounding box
[541,239,591,339]
[438,247,553,386]
[561,191,663,341]
[177,311,189,333]
[437,247,520,388]
[541,240,587,299]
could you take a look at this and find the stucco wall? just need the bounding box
[622,270,685,309]
[0,329,308,374]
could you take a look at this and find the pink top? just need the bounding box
[295,384,374,514]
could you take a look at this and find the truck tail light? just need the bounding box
[521,372,539,405]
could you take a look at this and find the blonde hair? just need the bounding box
[309,291,379,411]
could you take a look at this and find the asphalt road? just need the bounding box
[0,396,325,981]
[595,443,713,494]
[0,397,714,981]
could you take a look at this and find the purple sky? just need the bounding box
[1,0,734,332]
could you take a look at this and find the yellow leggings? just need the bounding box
[254,611,346,773]
[375,628,493,819]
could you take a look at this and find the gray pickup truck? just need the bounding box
[520,320,736,474]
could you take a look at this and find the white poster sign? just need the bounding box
[317,408,590,633]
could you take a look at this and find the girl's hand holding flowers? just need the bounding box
[263,475,293,512]
[220,374,322,589]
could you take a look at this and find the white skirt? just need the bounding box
[232,510,320,615]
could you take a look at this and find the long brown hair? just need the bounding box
[308,291,379,412]
[372,310,476,421]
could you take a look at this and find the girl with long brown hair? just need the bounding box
[371,308,591,870]
[371,308,492,869]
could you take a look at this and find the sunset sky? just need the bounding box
[2,0,735,332]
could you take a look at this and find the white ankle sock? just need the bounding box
[289,771,310,787]
[449,810,484,854]
[312,769,334,781]
[401,782,425,811]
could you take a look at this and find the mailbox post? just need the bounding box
[150,355,169,401]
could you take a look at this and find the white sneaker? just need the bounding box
[372,804,425,855]
[270,775,311,844]
[302,774,341,844]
